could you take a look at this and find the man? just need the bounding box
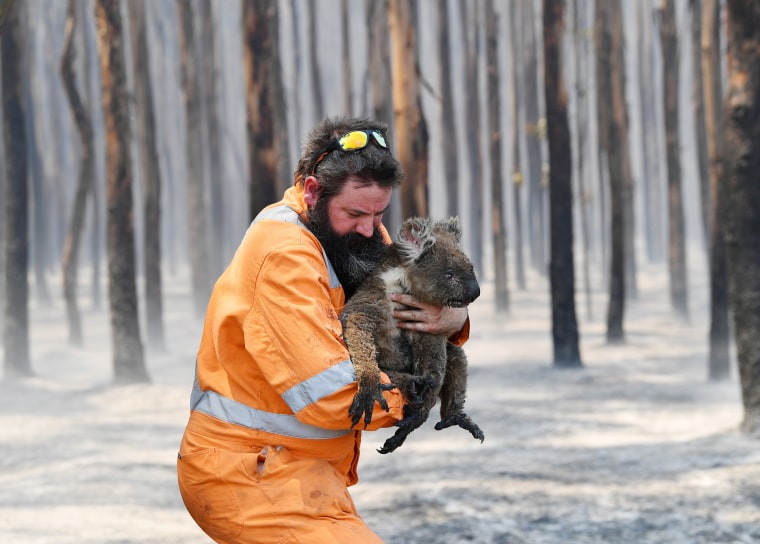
[177,117,470,543]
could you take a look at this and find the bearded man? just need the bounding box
[177,117,470,543]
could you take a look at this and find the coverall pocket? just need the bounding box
[259,446,356,519]
[177,448,244,541]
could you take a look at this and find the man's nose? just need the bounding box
[355,216,375,238]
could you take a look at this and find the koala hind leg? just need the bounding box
[435,344,484,442]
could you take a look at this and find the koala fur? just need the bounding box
[341,216,484,454]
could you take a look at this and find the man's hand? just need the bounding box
[389,292,468,338]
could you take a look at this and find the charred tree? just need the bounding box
[95,0,148,384]
[524,0,547,276]
[438,0,459,219]
[509,0,526,291]
[307,0,324,121]
[691,0,711,250]
[128,0,164,351]
[660,0,689,320]
[2,0,31,378]
[60,0,95,347]
[485,0,508,311]
[341,0,352,114]
[596,0,626,343]
[242,0,285,220]
[459,0,484,276]
[177,0,211,317]
[723,0,760,435]
[387,0,429,218]
[701,0,731,381]
[544,0,582,368]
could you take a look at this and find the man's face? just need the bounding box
[307,177,392,297]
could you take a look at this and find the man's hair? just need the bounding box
[294,117,404,198]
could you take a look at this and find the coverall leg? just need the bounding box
[177,425,384,543]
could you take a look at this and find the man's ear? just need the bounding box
[303,176,323,207]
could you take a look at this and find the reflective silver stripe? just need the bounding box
[252,205,341,289]
[281,359,356,413]
[191,374,351,440]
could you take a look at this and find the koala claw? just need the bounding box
[349,383,396,429]
[435,413,485,443]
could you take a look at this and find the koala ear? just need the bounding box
[435,216,462,243]
[397,217,435,264]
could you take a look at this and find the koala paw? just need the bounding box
[349,382,396,429]
[403,375,437,407]
[435,413,485,443]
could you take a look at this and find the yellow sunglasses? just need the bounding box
[311,130,388,175]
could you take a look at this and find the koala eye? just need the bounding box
[445,270,455,281]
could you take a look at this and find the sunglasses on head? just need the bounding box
[311,130,389,176]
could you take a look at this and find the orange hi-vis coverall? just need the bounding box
[178,184,470,543]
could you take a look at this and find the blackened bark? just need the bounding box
[660,0,689,320]
[723,0,760,435]
[95,0,148,384]
[509,0,526,291]
[459,0,483,277]
[177,0,211,317]
[596,0,626,343]
[438,0,459,219]
[485,0,508,311]
[701,0,731,381]
[2,0,31,378]
[242,0,281,219]
[128,0,164,351]
[544,0,582,368]
[60,0,95,347]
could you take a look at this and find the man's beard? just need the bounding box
[307,199,387,299]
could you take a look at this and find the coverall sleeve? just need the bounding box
[246,242,405,431]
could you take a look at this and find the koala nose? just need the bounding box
[466,279,480,303]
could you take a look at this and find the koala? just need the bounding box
[341,216,484,454]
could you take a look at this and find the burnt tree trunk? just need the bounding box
[2,0,31,378]
[723,0,760,435]
[596,0,626,343]
[177,0,211,317]
[128,0,164,351]
[509,0,526,291]
[388,0,429,219]
[525,0,547,275]
[95,0,148,384]
[307,0,324,121]
[691,0,711,250]
[438,0,459,219]
[459,0,484,277]
[60,0,95,347]
[242,0,283,219]
[544,0,582,368]
[660,0,689,320]
[485,0,508,311]
[701,0,731,381]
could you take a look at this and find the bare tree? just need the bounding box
[177,0,211,317]
[458,0,484,276]
[387,0,428,218]
[2,0,31,378]
[95,0,148,383]
[723,0,760,435]
[660,0,689,320]
[690,0,711,249]
[128,0,164,351]
[544,0,582,368]
[485,0,508,312]
[60,0,94,347]
[341,0,352,115]
[307,0,324,122]
[242,0,287,219]
[701,0,730,381]
[596,0,626,343]
[438,0,459,219]
[509,0,526,291]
